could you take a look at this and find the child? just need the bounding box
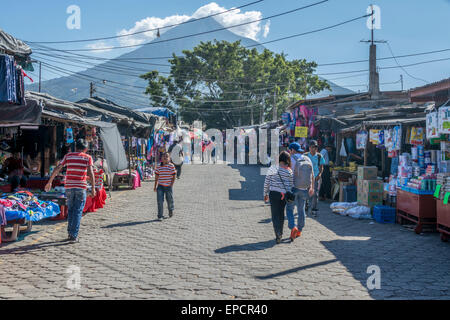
[154,152,176,221]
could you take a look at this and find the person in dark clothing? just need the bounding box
[4,150,30,192]
[263,151,293,244]
[319,145,333,200]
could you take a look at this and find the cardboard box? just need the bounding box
[357,166,377,180]
[362,180,383,193]
[358,191,383,206]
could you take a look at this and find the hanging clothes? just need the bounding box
[0,55,18,103]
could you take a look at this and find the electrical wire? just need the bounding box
[28,0,330,52]
[25,0,265,44]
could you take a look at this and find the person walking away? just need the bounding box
[45,139,96,242]
[285,143,315,242]
[319,145,332,201]
[169,139,184,179]
[263,151,293,244]
[154,152,176,221]
[305,140,325,217]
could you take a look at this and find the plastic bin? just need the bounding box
[343,185,357,203]
[373,205,396,224]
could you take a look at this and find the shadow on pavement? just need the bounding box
[255,259,339,280]
[215,239,276,253]
[315,201,450,299]
[228,164,265,201]
[101,220,161,229]
[0,239,73,254]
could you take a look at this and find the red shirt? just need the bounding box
[155,164,176,187]
[60,152,93,189]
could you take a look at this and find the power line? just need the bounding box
[28,0,330,52]
[246,14,370,47]
[383,42,429,84]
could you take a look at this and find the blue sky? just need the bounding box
[2,0,450,91]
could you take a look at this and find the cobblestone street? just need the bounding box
[0,164,449,300]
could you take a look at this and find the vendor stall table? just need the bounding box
[396,188,437,234]
[436,199,450,242]
[35,192,68,221]
[26,176,64,190]
[1,218,31,244]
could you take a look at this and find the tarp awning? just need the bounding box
[0,99,42,125]
[0,29,32,58]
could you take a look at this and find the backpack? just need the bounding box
[293,156,314,189]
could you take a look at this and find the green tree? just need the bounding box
[140,40,329,129]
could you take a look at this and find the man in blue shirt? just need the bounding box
[305,140,325,217]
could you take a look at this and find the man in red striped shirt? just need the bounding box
[45,139,95,242]
[154,152,176,221]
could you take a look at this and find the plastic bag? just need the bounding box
[339,139,347,157]
[346,206,372,219]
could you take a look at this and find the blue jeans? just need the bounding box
[286,188,309,231]
[66,188,87,239]
[157,185,174,218]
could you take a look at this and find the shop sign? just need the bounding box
[426,111,439,139]
[295,126,308,138]
[439,106,450,134]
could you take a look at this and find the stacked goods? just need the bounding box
[357,166,383,208]
[436,173,450,200]
[348,162,357,172]
[398,154,412,186]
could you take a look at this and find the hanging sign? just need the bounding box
[439,106,450,134]
[295,126,308,138]
[426,111,439,139]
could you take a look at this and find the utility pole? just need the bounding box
[400,74,404,91]
[90,82,96,98]
[361,4,385,100]
[260,98,264,124]
[250,106,254,126]
[38,61,42,93]
[273,91,277,122]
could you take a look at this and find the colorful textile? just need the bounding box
[2,192,60,222]
[0,55,18,103]
[61,152,94,190]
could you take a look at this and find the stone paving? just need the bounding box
[0,164,449,300]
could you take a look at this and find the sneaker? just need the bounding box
[68,236,79,243]
[169,210,173,218]
[290,227,298,242]
[276,236,282,244]
[296,230,302,238]
[157,217,163,221]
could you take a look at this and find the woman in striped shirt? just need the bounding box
[264,151,294,244]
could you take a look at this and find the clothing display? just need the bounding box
[0,54,18,103]
[1,191,60,222]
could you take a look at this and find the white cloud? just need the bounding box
[263,20,270,38]
[85,41,113,53]
[116,2,269,46]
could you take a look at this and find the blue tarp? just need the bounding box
[3,193,61,222]
[147,107,175,118]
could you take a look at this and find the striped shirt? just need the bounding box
[155,164,176,187]
[264,166,293,196]
[61,152,94,190]
[94,169,104,190]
